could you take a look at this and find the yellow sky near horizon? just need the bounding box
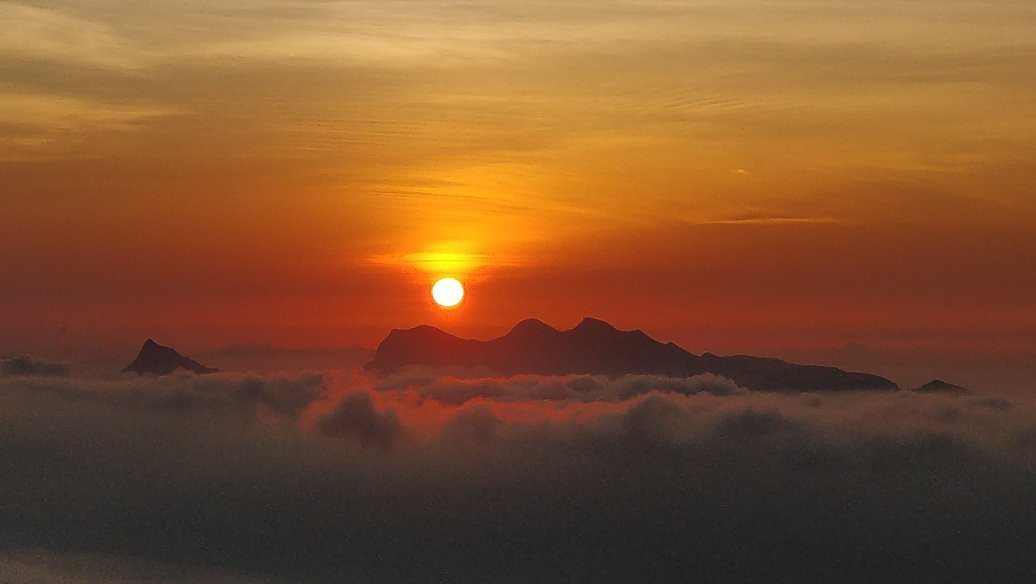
[2,0,1035,355]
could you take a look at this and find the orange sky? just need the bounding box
[2,1,1035,364]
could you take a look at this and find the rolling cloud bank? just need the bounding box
[2,363,1035,582]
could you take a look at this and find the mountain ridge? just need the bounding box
[366,318,899,392]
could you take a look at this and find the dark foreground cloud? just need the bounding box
[2,372,1036,583]
[315,391,405,449]
[1,354,69,377]
[2,372,325,418]
[0,549,278,584]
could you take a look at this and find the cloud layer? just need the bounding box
[1,354,69,377]
[2,369,1036,583]
[376,368,747,404]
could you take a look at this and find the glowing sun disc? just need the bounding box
[432,277,464,307]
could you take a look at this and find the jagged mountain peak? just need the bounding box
[123,339,218,376]
[572,317,616,333]
[509,317,557,334]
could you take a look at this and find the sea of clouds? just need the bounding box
[2,357,1035,582]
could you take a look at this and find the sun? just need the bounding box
[431,277,465,308]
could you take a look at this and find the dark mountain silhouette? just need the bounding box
[123,339,219,376]
[366,317,899,392]
[912,379,971,396]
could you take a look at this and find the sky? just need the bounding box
[3,4,1036,579]
[2,1,1036,389]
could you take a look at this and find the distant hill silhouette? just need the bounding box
[912,379,971,396]
[198,344,373,375]
[123,339,219,376]
[366,317,899,392]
